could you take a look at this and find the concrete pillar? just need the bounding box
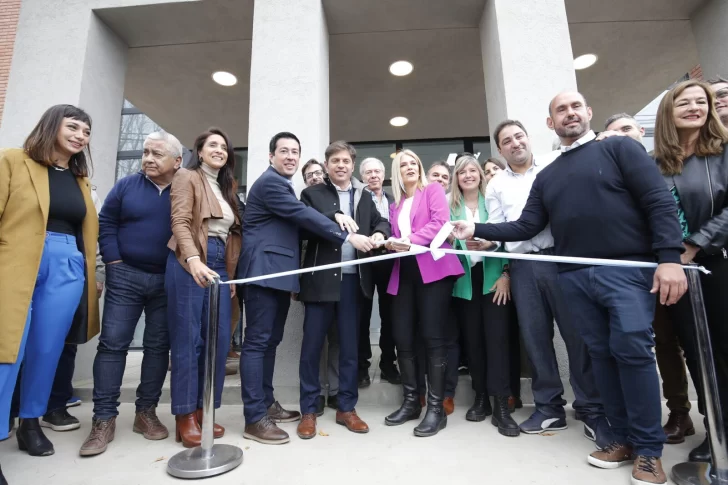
[691,0,728,80]
[479,0,576,155]
[246,0,330,191]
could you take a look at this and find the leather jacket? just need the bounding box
[664,144,728,257]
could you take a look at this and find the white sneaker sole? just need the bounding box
[631,475,666,485]
[40,419,81,432]
[520,424,568,435]
[587,454,633,469]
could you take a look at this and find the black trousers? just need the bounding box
[392,257,454,362]
[358,259,397,372]
[417,305,459,397]
[666,253,728,430]
[456,263,512,396]
[509,308,522,398]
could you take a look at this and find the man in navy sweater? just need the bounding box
[80,131,182,457]
[453,92,686,485]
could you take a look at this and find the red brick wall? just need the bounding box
[0,0,22,124]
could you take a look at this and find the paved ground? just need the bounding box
[1,402,703,485]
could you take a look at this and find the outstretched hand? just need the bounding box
[450,220,475,240]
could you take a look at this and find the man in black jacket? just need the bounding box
[295,141,390,440]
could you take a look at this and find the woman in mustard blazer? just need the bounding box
[0,105,99,459]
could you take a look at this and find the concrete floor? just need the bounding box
[1,402,704,485]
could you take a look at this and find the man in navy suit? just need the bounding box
[237,132,375,445]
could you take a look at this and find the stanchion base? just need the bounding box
[672,461,728,485]
[167,444,243,479]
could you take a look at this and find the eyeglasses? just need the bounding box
[305,170,324,180]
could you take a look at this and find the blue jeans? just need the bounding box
[92,262,168,419]
[0,232,85,438]
[240,286,290,424]
[300,274,360,414]
[510,257,603,419]
[559,266,664,457]
[166,239,231,415]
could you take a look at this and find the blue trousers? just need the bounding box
[559,266,665,457]
[0,232,85,439]
[93,263,168,419]
[300,274,361,414]
[165,238,231,415]
[240,286,290,424]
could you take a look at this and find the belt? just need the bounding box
[527,247,555,256]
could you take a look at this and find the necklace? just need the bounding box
[51,164,69,172]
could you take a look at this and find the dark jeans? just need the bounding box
[653,302,691,414]
[510,256,603,419]
[92,262,169,419]
[666,254,728,430]
[300,275,360,414]
[240,286,290,424]
[559,266,664,457]
[456,263,512,397]
[165,239,231,415]
[359,259,397,372]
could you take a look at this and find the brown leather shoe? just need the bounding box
[195,409,224,438]
[587,442,634,469]
[419,396,426,408]
[175,413,201,448]
[443,397,455,416]
[297,414,317,440]
[632,455,667,484]
[663,412,694,444]
[267,401,301,423]
[243,416,290,444]
[133,407,169,440]
[79,417,116,456]
[335,409,369,434]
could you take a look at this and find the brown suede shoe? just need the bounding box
[297,414,317,440]
[443,397,455,416]
[244,416,290,445]
[79,417,116,457]
[663,412,694,444]
[335,410,369,434]
[587,442,634,469]
[133,407,169,440]
[632,456,667,484]
[195,409,224,438]
[267,401,301,423]
[175,413,201,448]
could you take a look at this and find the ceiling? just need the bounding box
[96,0,708,148]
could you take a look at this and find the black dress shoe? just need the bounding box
[314,395,325,417]
[327,394,339,410]
[16,418,54,456]
[689,436,711,463]
[380,366,402,385]
[466,394,492,422]
[491,396,520,437]
[358,374,371,388]
[1,459,7,485]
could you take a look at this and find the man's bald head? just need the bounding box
[548,91,588,117]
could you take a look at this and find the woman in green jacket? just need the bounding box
[450,155,519,437]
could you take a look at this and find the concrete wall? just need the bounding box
[691,0,728,80]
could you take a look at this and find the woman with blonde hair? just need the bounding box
[383,150,463,437]
[654,79,728,463]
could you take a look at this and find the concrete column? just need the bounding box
[246,0,330,191]
[479,0,576,155]
[691,0,728,80]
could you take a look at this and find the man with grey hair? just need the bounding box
[79,131,183,456]
[708,76,728,127]
[604,113,646,141]
[357,157,400,386]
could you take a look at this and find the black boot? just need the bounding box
[414,353,447,437]
[465,393,492,422]
[0,459,7,485]
[492,396,520,437]
[385,355,422,426]
[689,435,711,463]
[16,418,54,456]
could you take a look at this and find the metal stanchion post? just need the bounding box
[672,268,728,485]
[168,278,244,479]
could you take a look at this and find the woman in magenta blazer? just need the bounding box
[383,149,464,437]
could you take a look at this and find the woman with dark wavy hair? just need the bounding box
[0,105,100,459]
[165,127,241,447]
[654,79,728,463]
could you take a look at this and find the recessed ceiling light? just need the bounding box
[212,71,237,86]
[390,116,409,127]
[573,54,598,70]
[389,61,413,76]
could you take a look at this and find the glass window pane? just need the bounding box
[116,158,142,181]
[118,114,161,151]
[401,140,464,173]
[472,141,492,162]
[352,143,396,181]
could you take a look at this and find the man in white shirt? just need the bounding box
[485,120,608,446]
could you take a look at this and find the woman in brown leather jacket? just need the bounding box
[654,79,728,463]
[165,127,241,447]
